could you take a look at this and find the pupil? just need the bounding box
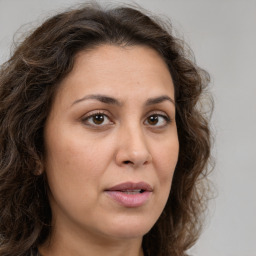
[93,115,104,124]
[149,115,158,125]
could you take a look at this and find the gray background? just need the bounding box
[0,0,255,255]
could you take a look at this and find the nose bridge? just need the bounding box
[126,122,147,153]
[115,120,152,167]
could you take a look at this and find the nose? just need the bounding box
[115,125,152,168]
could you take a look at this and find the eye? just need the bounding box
[144,114,171,127]
[82,112,113,127]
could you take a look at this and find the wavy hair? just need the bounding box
[0,3,212,256]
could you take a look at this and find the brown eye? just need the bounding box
[92,114,105,125]
[147,115,159,125]
[145,114,171,127]
[82,112,113,127]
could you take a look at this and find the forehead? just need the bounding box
[73,44,171,79]
[55,44,175,106]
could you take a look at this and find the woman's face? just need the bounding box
[44,44,179,242]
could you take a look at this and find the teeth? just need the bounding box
[122,189,142,194]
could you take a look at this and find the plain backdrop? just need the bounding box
[0,0,256,255]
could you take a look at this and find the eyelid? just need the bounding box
[81,110,114,127]
[146,110,171,120]
[144,111,172,127]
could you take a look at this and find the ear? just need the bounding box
[33,160,44,175]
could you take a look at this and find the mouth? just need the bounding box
[105,182,153,208]
[119,189,144,194]
[106,181,153,192]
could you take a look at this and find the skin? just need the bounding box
[41,44,179,256]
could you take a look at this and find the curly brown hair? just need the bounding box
[0,3,212,256]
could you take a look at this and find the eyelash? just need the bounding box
[144,112,172,127]
[81,110,172,128]
[81,111,113,127]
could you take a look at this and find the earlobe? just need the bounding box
[33,161,45,176]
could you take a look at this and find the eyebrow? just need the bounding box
[72,94,175,107]
[145,95,175,106]
[72,94,121,106]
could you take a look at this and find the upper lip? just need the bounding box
[106,182,153,192]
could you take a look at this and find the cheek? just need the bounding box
[156,137,179,171]
[44,136,104,217]
[46,142,96,186]
[153,136,179,190]
[44,129,115,194]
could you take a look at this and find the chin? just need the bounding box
[102,216,155,240]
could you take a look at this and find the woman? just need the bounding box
[0,3,212,256]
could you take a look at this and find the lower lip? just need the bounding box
[105,191,152,208]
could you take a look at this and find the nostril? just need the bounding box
[123,160,133,165]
